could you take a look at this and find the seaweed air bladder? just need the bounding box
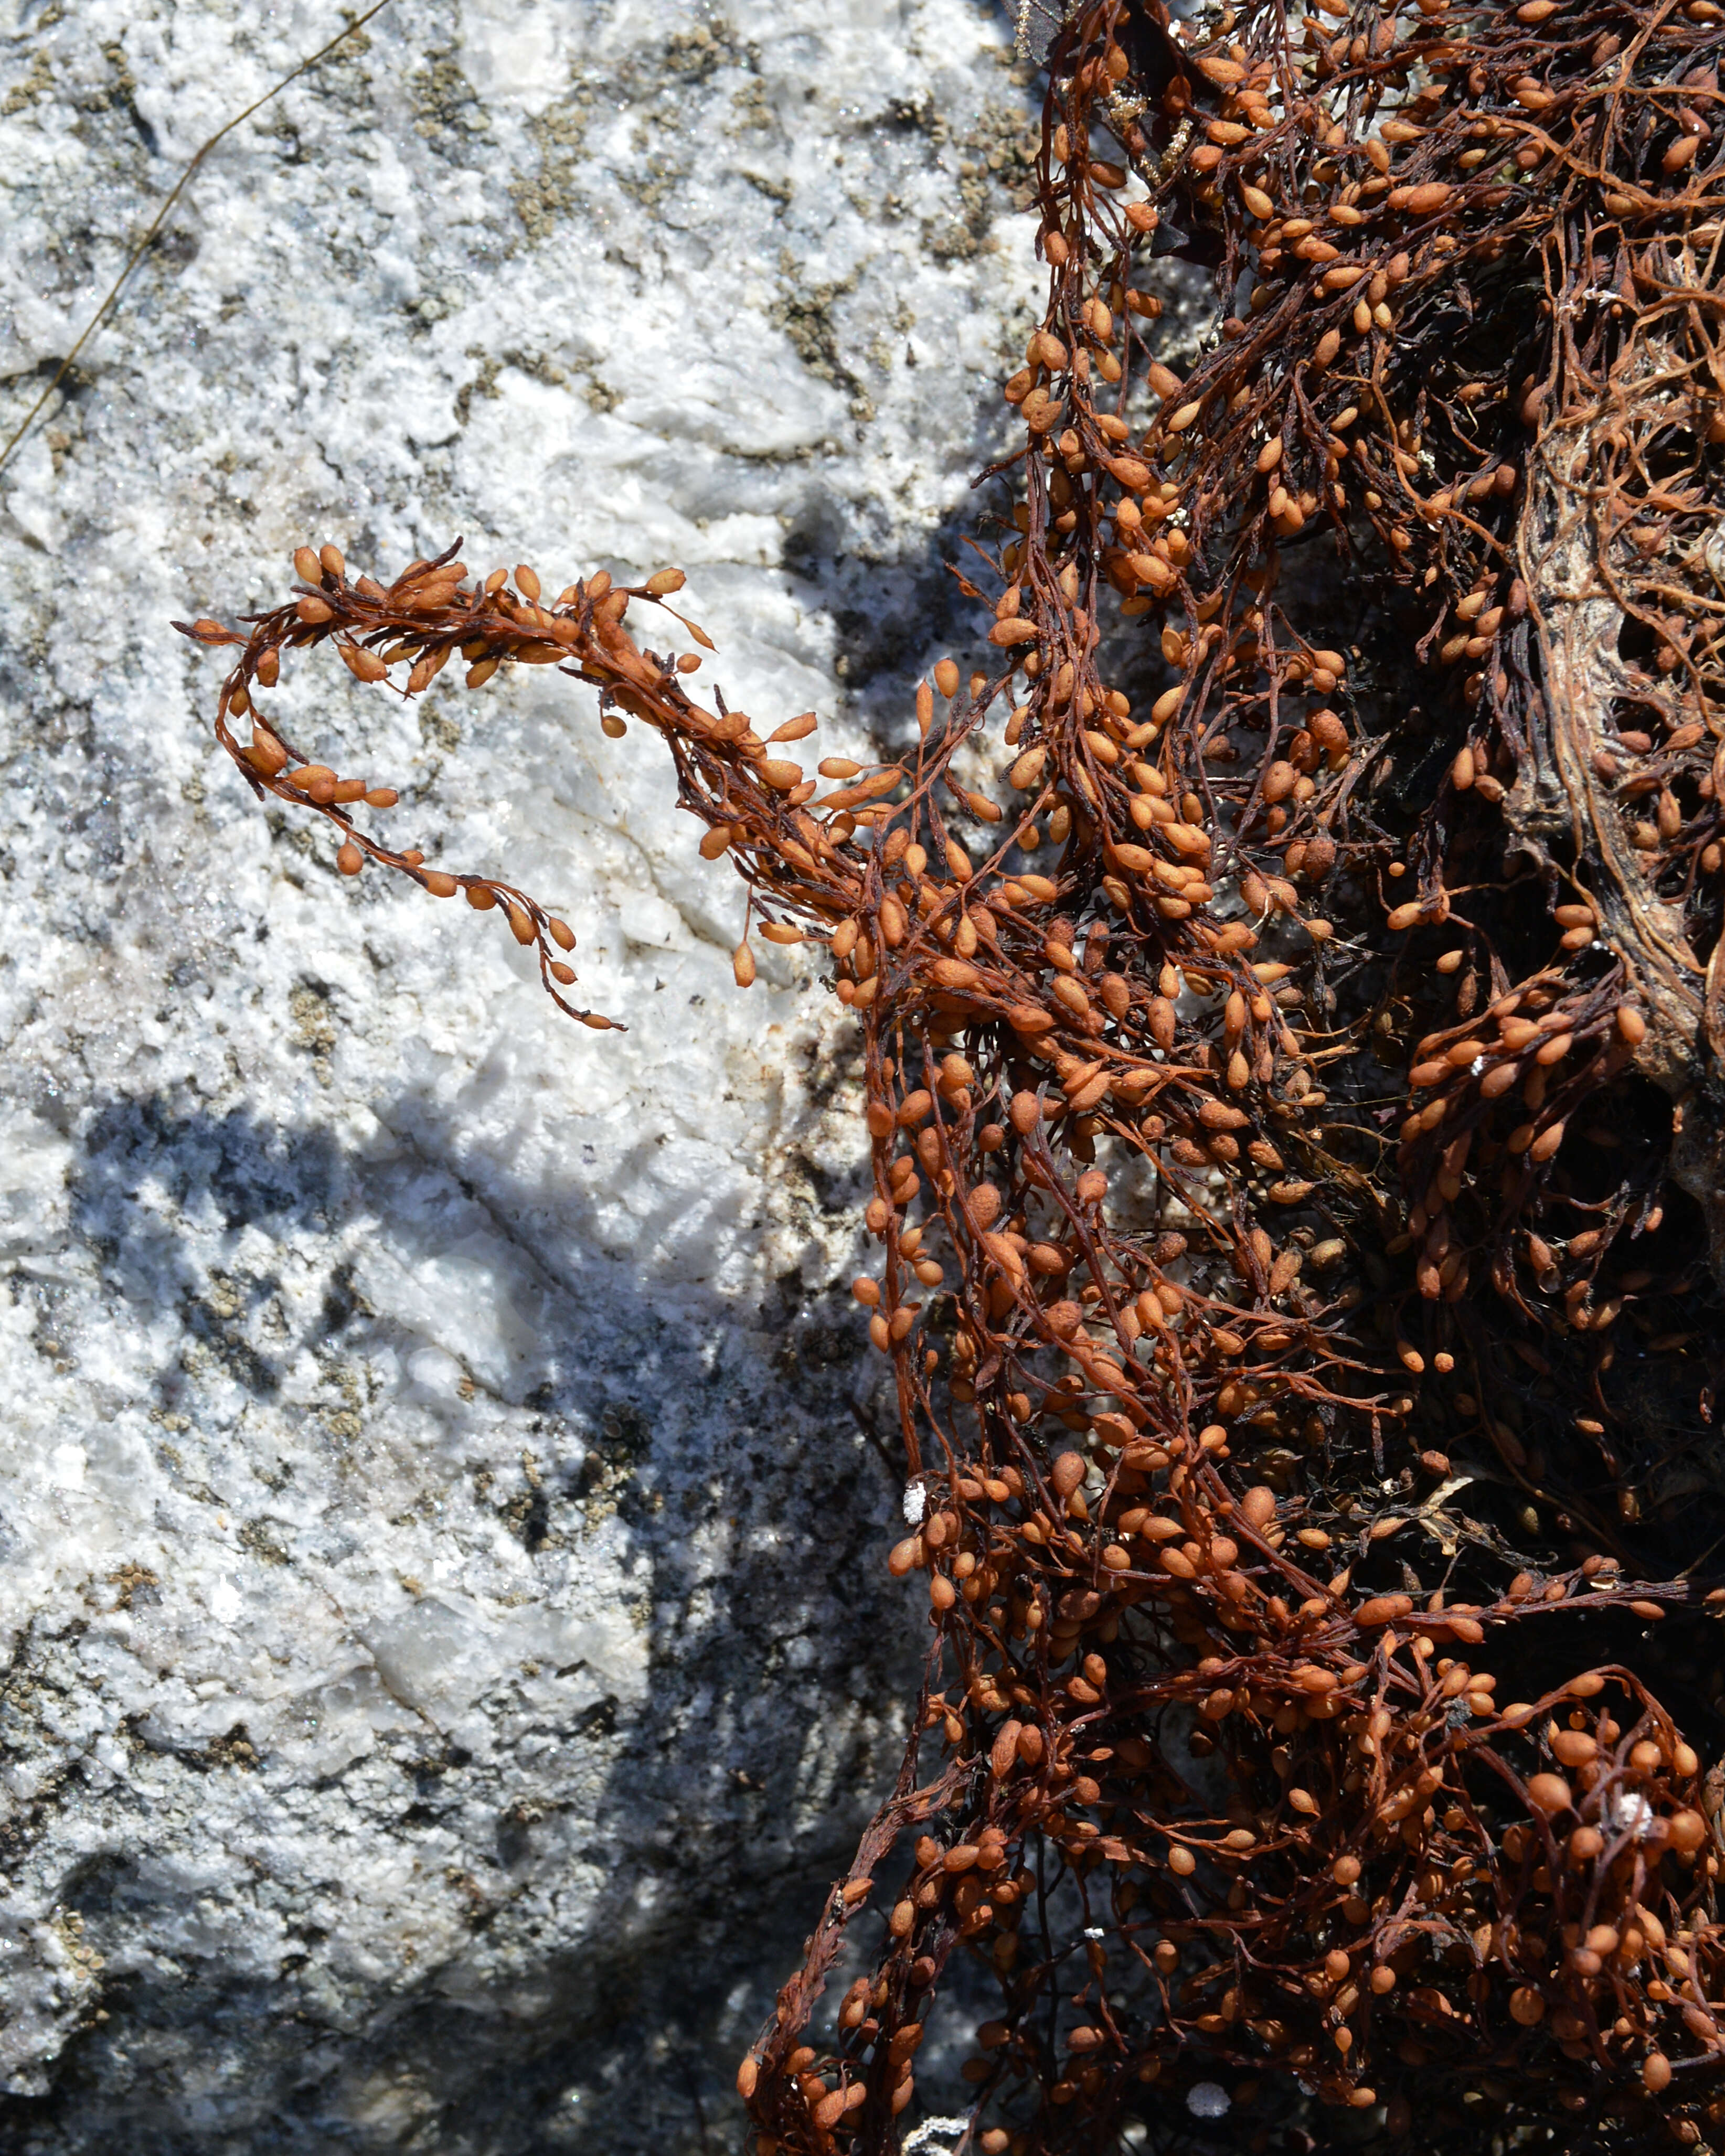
[181,0,1725,2147]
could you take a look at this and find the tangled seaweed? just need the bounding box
[181,0,1725,2146]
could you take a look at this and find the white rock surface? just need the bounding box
[0,2,1045,2146]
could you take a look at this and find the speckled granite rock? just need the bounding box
[0,3,1045,2146]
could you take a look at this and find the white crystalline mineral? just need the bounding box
[0,1,1048,2146]
[1604,1786,1657,1840]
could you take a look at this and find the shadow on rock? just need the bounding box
[0,1083,920,2156]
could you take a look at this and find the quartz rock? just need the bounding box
[0,2,1045,2146]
